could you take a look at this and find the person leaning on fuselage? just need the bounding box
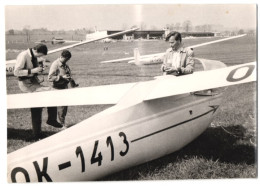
[161,31,194,76]
[14,44,62,140]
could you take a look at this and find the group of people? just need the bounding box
[13,31,194,140]
[14,44,78,140]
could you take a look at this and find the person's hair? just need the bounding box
[61,50,72,59]
[165,31,182,43]
[33,44,48,55]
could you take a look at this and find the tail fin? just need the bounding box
[134,48,141,65]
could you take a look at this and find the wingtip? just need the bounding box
[131,27,140,31]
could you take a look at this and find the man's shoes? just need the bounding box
[70,79,79,88]
[60,122,67,130]
[46,120,63,128]
[32,133,46,141]
[61,126,67,130]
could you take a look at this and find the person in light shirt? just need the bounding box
[48,50,78,128]
[14,44,63,140]
[161,31,194,76]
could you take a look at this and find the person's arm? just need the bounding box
[180,49,194,74]
[48,62,70,83]
[161,50,169,72]
[14,53,43,77]
[14,54,32,77]
[48,62,60,82]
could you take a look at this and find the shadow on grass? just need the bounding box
[101,125,256,181]
[7,122,77,142]
[7,128,58,142]
[178,125,256,165]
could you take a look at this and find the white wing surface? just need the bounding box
[48,28,139,54]
[188,34,246,49]
[7,83,136,109]
[7,62,256,109]
[6,28,139,76]
[100,53,164,64]
[144,62,256,101]
[6,60,17,64]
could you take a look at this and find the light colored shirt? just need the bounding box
[14,49,51,93]
[48,58,71,82]
[162,46,195,75]
[164,48,182,69]
[14,49,36,77]
[171,52,181,69]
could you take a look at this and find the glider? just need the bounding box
[6,33,256,182]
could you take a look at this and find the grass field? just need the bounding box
[6,35,257,180]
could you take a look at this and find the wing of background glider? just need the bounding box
[5,28,139,76]
[6,60,17,64]
[188,34,246,48]
[100,52,164,64]
[100,34,246,64]
[47,28,139,54]
[7,62,256,109]
[62,40,80,43]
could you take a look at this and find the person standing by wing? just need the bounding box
[48,50,79,128]
[161,31,194,76]
[14,43,63,140]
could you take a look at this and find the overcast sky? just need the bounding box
[4,4,256,31]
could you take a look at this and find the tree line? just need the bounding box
[6,20,255,36]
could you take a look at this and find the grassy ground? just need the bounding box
[6,35,257,180]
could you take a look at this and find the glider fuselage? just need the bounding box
[8,82,223,182]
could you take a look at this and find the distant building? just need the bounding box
[213,32,222,37]
[86,30,217,41]
[181,32,215,37]
[106,30,165,40]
